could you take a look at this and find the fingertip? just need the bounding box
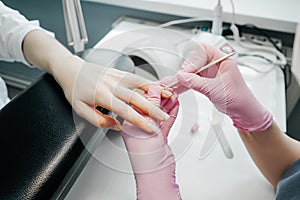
[110,119,122,131]
[151,106,170,121]
[94,112,121,130]
[147,122,161,134]
[161,89,173,98]
[134,117,161,134]
[111,124,121,131]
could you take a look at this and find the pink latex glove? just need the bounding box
[176,43,273,132]
[161,44,208,95]
[121,84,181,200]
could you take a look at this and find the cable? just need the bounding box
[158,0,288,74]
[159,0,222,34]
[230,24,287,66]
[241,24,282,52]
[229,0,236,24]
[282,63,292,89]
[237,53,275,73]
[238,53,273,64]
[237,24,292,88]
[228,0,286,66]
[159,17,213,28]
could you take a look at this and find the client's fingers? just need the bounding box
[161,97,180,138]
[115,86,169,121]
[110,97,160,134]
[76,102,121,130]
[146,84,162,107]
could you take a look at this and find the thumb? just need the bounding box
[181,45,208,73]
[176,72,212,95]
[76,102,121,130]
[161,97,179,138]
[146,84,161,108]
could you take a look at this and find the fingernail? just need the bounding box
[161,111,170,120]
[163,89,173,97]
[111,124,121,131]
[157,108,170,121]
[148,123,161,133]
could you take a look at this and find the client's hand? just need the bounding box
[176,44,272,132]
[121,84,182,200]
[52,57,170,133]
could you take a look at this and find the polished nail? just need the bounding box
[155,107,169,121]
[163,89,173,97]
[111,124,121,131]
[148,123,161,133]
[161,111,170,120]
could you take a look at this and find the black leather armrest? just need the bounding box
[0,49,135,200]
[0,73,98,200]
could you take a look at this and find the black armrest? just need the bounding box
[0,73,98,200]
[0,49,135,200]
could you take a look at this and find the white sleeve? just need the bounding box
[0,1,54,66]
[0,76,9,109]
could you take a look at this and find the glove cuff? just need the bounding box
[231,108,273,132]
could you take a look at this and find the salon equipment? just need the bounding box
[62,0,88,53]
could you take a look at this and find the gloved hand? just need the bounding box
[160,44,208,95]
[121,84,182,200]
[176,43,273,132]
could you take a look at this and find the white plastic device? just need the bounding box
[211,0,223,35]
[62,0,88,53]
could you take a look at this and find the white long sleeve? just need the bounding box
[0,1,54,109]
[0,1,53,66]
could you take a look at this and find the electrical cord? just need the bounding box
[236,53,276,73]
[282,63,292,89]
[157,0,290,87]
[227,0,287,67]
[240,24,282,52]
[230,23,287,66]
[237,23,292,88]
[159,17,213,28]
[238,53,273,64]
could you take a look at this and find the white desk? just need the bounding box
[64,19,286,200]
[84,0,300,33]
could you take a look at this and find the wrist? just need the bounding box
[233,112,273,132]
[49,55,84,103]
[230,102,273,132]
[49,55,83,82]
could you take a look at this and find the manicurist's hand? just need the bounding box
[176,43,272,132]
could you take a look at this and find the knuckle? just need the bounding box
[115,105,129,117]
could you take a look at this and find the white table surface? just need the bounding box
[64,19,286,200]
[84,0,300,33]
